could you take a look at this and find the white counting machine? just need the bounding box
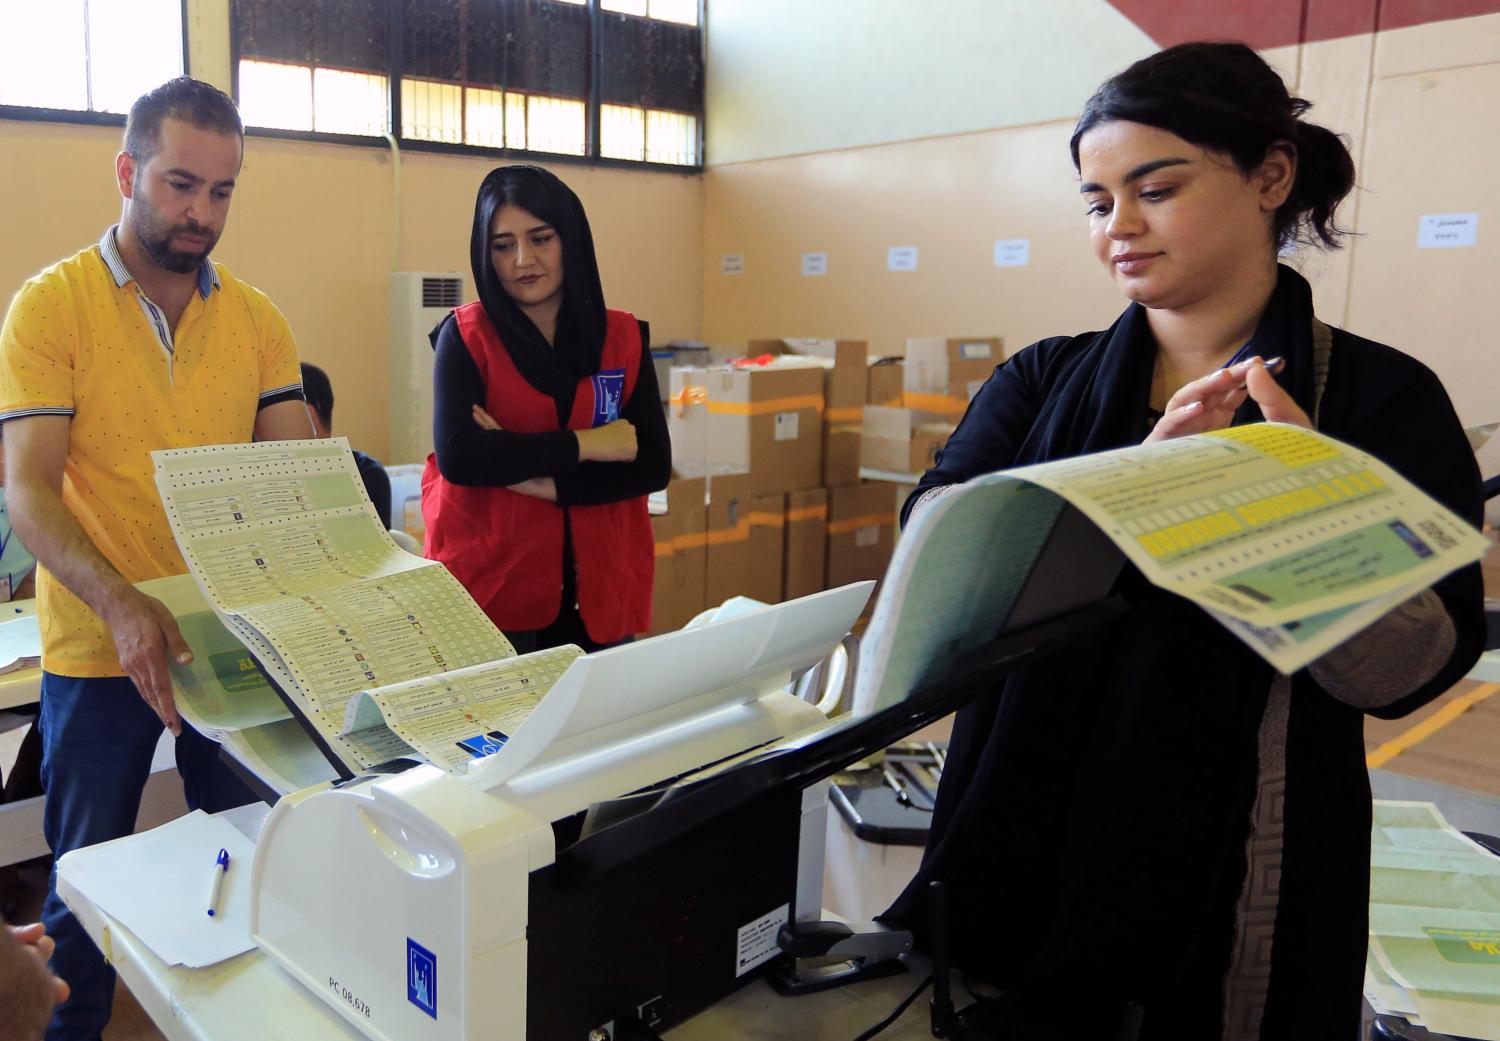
[250,581,909,1041]
[60,491,1122,1041]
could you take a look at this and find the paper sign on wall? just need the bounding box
[721,254,745,275]
[993,239,1030,267]
[801,252,828,276]
[1418,213,1479,249]
[887,246,918,272]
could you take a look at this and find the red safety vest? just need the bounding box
[421,303,653,642]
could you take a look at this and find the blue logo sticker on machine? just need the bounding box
[591,369,626,426]
[407,938,438,1019]
[456,731,509,758]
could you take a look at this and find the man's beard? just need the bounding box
[131,206,217,274]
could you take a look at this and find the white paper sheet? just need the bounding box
[0,614,40,673]
[58,811,258,968]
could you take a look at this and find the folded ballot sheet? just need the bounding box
[854,423,1487,716]
[1366,801,1500,1039]
[151,438,579,779]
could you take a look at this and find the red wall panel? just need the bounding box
[1107,0,1500,49]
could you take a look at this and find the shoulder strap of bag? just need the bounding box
[1310,317,1333,429]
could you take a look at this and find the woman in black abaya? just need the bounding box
[887,42,1484,1041]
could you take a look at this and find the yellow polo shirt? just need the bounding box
[0,228,303,676]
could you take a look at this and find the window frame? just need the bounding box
[0,0,191,130]
[230,0,704,174]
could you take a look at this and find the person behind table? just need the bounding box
[0,77,310,1041]
[300,362,393,529]
[422,165,669,653]
[885,42,1483,1040]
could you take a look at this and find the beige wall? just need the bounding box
[701,12,1500,430]
[4,3,1497,468]
[700,119,1124,360]
[704,0,1154,165]
[1345,18,1500,426]
[0,123,703,462]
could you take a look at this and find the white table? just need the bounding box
[0,598,41,712]
[59,805,938,1041]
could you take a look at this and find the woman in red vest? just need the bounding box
[422,165,670,652]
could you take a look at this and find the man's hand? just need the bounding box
[7,924,67,1005]
[100,588,191,735]
[6,414,194,722]
[575,419,638,463]
[1,921,68,1041]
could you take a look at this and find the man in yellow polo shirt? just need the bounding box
[0,78,311,1041]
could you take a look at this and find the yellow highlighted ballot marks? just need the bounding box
[1209,423,1342,467]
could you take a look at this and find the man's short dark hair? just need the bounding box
[124,77,244,164]
[301,363,334,429]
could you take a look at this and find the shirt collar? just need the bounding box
[98,225,220,299]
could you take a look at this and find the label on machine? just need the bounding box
[735,903,790,977]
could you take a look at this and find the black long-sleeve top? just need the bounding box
[430,312,670,506]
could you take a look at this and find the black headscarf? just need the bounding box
[469,164,608,399]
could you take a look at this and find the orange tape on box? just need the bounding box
[901,392,969,417]
[704,394,826,417]
[826,512,897,535]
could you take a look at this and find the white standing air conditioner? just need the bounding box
[389,271,465,465]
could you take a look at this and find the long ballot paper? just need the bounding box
[1365,801,1500,1039]
[855,423,1486,713]
[152,438,579,778]
[144,571,339,794]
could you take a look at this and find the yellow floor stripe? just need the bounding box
[1366,682,1500,769]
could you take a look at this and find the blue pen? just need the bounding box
[1223,340,1256,369]
[207,848,229,918]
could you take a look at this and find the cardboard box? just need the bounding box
[648,477,707,635]
[860,406,955,475]
[749,338,867,363]
[867,359,904,407]
[701,365,825,497]
[826,483,897,590]
[749,340,868,488]
[783,487,829,601]
[668,367,709,478]
[706,473,786,607]
[903,337,1002,418]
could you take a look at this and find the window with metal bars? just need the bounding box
[231,0,702,168]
